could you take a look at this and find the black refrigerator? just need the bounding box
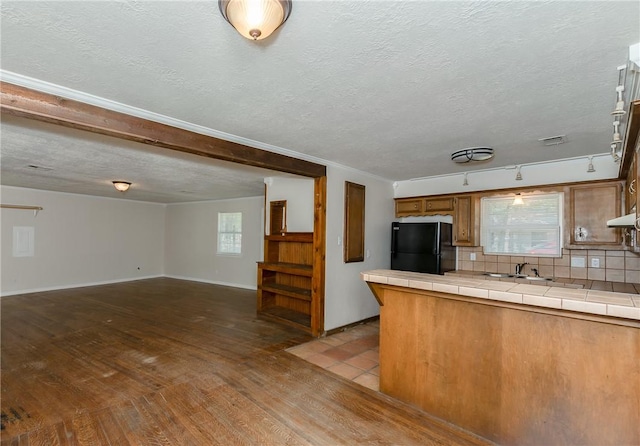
[390,222,456,274]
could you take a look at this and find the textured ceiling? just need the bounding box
[0,115,292,203]
[1,1,639,202]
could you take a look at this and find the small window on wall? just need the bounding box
[217,212,242,255]
[481,192,562,257]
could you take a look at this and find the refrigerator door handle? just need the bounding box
[391,225,398,257]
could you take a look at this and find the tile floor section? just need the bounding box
[286,319,380,391]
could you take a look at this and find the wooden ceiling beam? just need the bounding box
[0,81,326,178]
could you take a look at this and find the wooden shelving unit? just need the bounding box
[257,232,316,333]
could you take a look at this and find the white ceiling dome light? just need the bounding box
[451,147,494,163]
[219,0,292,41]
[112,181,131,192]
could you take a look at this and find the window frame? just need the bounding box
[480,192,563,258]
[217,211,243,256]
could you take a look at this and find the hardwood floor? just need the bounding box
[1,278,492,445]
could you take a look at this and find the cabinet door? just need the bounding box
[453,195,477,246]
[625,154,636,214]
[424,197,454,213]
[569,183,622,246]
[396,198,424,217]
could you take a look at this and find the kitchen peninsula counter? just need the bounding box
[363,269,640,322]
[362,269,640,445]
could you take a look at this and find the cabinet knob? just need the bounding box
[427,203,432,209]
[413,204,418,209]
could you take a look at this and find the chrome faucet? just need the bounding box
[515,262,528,275]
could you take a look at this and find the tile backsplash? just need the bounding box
[457,247,640,284]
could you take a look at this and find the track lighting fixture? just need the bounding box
[611,65,627,116]
[587,156,595,173]
[612,120,622,143]
[611,143,621,162]
[612,86,626,116]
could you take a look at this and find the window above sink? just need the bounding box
[481,192,563,258]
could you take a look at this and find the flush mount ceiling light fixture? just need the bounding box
[451,147,494,163]
[219,0,292,41]
[112,181,131,192]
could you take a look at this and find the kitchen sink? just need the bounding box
[483,272,553,282]
[516,275,553,281]
[483,272,515,278]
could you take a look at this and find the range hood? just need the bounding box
[607,213,636,227]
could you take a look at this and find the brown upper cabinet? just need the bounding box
[453,195,478,247]
[625,154,636,215]
[395,198,424,217]
[568,182,623,247]
[394,193,477,246]
[395,196,454,217]
[619,99,640,250]
[396,179,627,251]
[424,197,454,214]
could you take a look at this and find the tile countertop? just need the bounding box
[446,270,640,293]
[361,269,640,321]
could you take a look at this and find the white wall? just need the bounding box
[0,186,165,296]
[164,196,263,289]
[265,177,314,233]
[324,166,395,331]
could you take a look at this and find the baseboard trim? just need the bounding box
[323,315,380,337]
[1,275,258,298]
[0,275,164,298]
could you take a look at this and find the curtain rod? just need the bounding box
[1,204,44,216]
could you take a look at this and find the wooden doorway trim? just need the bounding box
[312,176,327,336]
[1,81,327,335]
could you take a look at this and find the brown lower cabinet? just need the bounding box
[368,282,639,446]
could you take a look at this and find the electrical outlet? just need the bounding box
[470,253,476,261]
[571,257,586,268]
[591,258,600,268]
